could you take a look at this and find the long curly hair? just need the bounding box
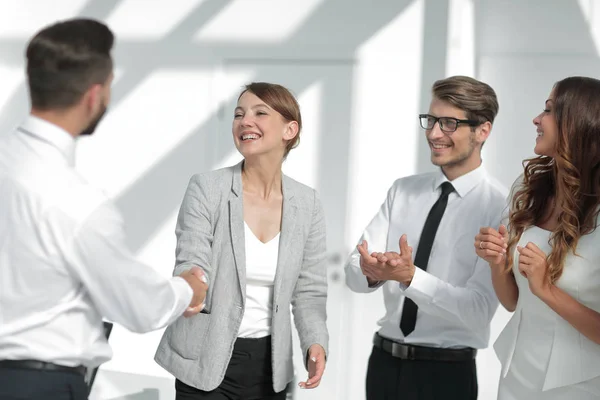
[505,76,600,283]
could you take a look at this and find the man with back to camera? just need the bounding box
[345,76,508,399]
[0,18,208,400]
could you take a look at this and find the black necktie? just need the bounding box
[400,181,454,336]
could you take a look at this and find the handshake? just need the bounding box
[179,266,209,318]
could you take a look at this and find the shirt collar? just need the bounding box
[18,115,76,167]
[433,164,487,198]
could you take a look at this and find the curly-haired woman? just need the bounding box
[475,76,600,399]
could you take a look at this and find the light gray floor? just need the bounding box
[89,370,173,400]
[90,369,296,400]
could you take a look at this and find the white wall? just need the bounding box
[1,1,599,399]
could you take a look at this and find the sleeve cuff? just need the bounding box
[174,263,195,277]
[171,276,194,313]
[368,279,386,289]
[402,267,439,304]
[344,255,384,293]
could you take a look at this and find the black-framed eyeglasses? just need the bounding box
[419,114,481,133]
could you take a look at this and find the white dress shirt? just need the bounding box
[0,116,192,368]
[237,222,279,338]
[345,166,507,349]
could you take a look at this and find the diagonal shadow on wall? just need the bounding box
[0,0,415,256]
[103,0,415,253]
[414,0,449,175]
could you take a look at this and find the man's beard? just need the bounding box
[80,104,107,136]
[432,131,477,168]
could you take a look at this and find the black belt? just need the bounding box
[373,333,476,362]
[0,360,87,376]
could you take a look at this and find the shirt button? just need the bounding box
[276,305,279,313]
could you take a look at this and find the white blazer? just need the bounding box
[495,217,600,391]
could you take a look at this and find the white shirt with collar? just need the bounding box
[0,115,192,368]
[345,165,508,349]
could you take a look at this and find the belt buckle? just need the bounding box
[392,343,417,361]
[391,343,411,360]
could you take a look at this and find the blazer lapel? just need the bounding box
[273,175,297,306]
[229,162,246,302]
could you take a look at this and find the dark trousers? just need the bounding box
[0,367,88,400]
[366,346,478,400]
[175,336,287,400]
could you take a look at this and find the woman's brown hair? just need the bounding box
[506,76,600,282]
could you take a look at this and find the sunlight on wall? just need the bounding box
[77,70,220,198]
[106,0,206,40]
[194,0,323,43]
[212,145,243,170]
[347,0,424,245]
[0,65,24,125]
[578,0,600,56]
[282,81,322,189]
[0,0,89,37]
[345,1,424,397]
[446,0,474,77]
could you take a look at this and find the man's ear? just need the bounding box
[83,84,104,113]
[477,121,492,144]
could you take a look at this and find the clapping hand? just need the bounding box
[356,235,414,285]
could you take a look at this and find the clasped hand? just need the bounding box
[180,266,209,317]
[357,235,415,285]
[474,225,508,267]
[517,242,552,298]
[475,225,551,297]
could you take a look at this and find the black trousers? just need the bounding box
[366,346,478,400]
[175,336,287,400]
[0,367,88,400]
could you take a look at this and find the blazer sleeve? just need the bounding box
[173,174,214,284]
[291,189,329,367]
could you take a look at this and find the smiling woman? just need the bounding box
[155,82,330,399]
[476,76,600,400]
[233,82,303,161]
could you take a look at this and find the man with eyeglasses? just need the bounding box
[345,75,507,400]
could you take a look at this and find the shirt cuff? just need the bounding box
[368,279,386,289]
[171,276,194,313]
[402,267,439,304]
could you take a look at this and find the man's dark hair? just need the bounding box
[26,18,114,110]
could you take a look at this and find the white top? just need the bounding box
[495,186,600,392]
[237,222,279,338]
[500,227,557,395]
[0,116,192,368]
[345,165,508,349]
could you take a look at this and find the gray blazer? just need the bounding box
[155,162,329,392]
